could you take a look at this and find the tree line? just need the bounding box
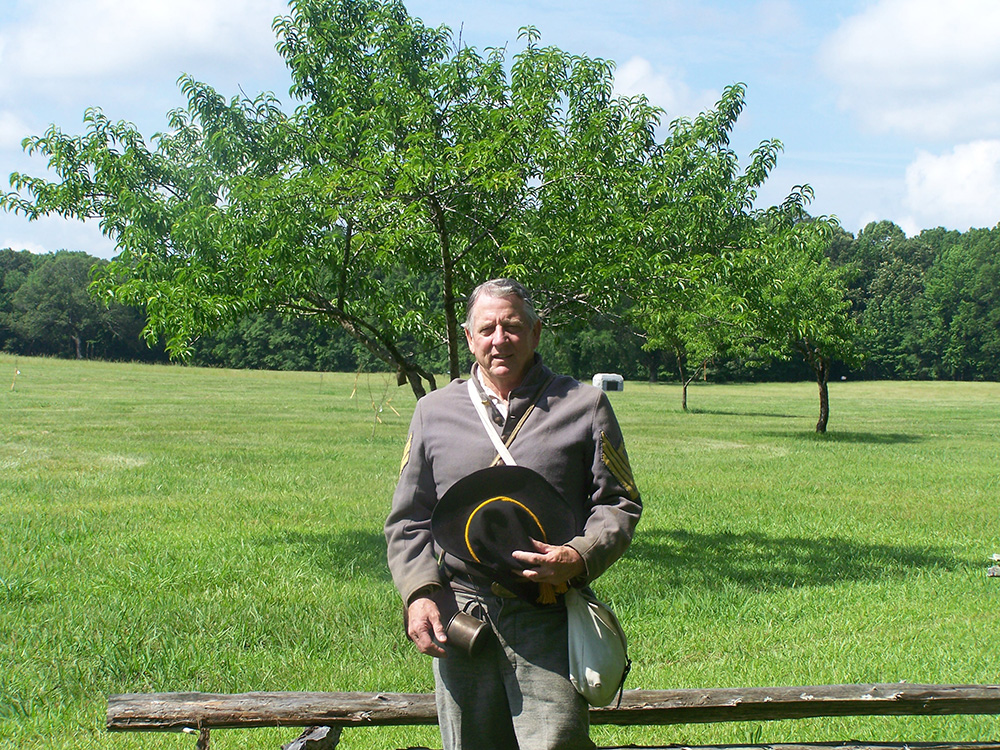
[829,221,999,382]
[0,249,154,362]
[4,217,998,382]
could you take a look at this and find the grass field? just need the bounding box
[1,354,998,749]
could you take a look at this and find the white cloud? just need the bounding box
[819,0,1000,140]
[613,56,718,121]
[0,0,287,88]
[0,237,49,255]
[0,214,118,258]
[904,140,1000,230]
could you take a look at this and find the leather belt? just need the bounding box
[445,567,518,599]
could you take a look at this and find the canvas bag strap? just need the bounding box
[467,371,556,466]
[467,377,517,466]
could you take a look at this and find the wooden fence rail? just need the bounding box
[107,683,1000,750]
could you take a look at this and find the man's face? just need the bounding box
[465,294,541,398]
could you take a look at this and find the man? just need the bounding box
[385,278,641,750]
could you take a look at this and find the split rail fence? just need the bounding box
[107,683,1000,750]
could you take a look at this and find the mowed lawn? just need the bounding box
[1,354,998,749]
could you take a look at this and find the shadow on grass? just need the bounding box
[627,528,970,592]
[807,431,923,444]
[272,529,394,583]
[689,409,804,420]
[269,526,966,594]
[753,430,924,444]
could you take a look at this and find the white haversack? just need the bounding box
[565,587,631,707]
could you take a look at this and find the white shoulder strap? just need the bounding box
[467,377,517,467]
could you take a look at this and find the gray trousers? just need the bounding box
[433,587,595,750]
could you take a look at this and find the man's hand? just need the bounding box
[511,539,585,586]
[406,596,448,658]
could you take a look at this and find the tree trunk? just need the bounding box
[681,372,700,413]
[398,366,429,400]
[72,333,83,359]
[331,221,435,398]
[794,339,831,434]
[295,298,435,399]
[675,348,689,411]
[815,355,830,433]
[429,196,461,382]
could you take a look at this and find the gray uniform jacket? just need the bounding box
[385,358,642,605]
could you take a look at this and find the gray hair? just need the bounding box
[464,278,540,329]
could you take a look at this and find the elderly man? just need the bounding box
[385,278,641,750]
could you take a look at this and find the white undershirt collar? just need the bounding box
[474,365,509,419]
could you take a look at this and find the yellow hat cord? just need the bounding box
[464,496,547,562]
[465,496,566,603]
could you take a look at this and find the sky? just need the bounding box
[2,0,1000,259]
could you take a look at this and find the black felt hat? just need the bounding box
[432,466,577,604]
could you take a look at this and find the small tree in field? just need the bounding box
[626,85,827,413]
[738,214,863,433]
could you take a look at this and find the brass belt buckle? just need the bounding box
[490,582,516,598]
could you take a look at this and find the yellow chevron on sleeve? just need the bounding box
[601,431,639,501]
[399,432,413,477]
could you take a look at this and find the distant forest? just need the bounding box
[2,219,998,382]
